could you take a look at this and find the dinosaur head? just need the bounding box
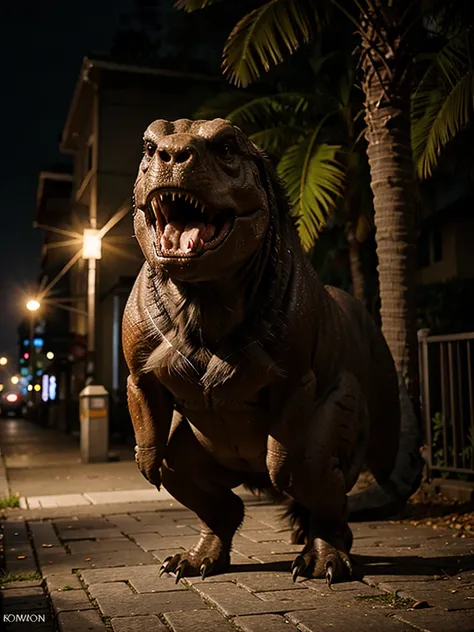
[133,118,273,281]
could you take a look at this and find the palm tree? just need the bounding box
[177,0,422,398]
[197,52,373,305]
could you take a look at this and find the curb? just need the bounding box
[0,446,11,498]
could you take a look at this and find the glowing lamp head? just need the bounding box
[34,384,41,392]
[26,299,41,312]
[0,356,7,366]
[46,351,54,360]
[10,376,19,385]
[82,229,102,260]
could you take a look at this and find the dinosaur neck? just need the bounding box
[177,240,272,349]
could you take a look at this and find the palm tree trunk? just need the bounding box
[346,228,367,307]
[360,4,419,400]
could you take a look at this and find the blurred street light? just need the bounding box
[27,384,33,392]
[11,376,19,385]
[46,351,54,360]
[26,299,41,311]
[82,229,102,260]
[34,384,41,392]
[0,356,7,365]
[0,384,3,392]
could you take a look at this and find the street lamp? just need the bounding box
[26,298,41,387]
[11,376,19,385]
[26,299,41,312]
[0,356,7,366]
[82,229,102,383]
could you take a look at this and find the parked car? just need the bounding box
[0,391,25,417]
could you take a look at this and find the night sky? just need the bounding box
[0,0,132,361]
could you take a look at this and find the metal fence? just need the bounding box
[418,329,474,478]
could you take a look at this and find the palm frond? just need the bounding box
[226,92,313,126]
[174,0,222,11]
[413,71,474,179]
[195,90,257,120]
[222,0,326,87]
[278,130,346,250]
[249,125,305,155]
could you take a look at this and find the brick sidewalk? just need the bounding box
[1,498,474,632]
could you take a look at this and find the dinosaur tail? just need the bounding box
[347,376,425,521]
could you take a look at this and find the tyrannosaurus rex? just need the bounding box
[122,118,424,585]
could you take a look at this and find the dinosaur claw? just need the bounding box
[159,555,173,577]
[200,558,213,580]
[291,555,306,583]
[326,562,334,589]
[175,564,186,584]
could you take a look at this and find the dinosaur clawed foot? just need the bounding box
[291,535,353,586]
[159,534,230,582]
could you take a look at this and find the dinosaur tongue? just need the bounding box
[160,221,216,254]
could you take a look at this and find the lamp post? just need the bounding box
[26,299,40,387]
[82,228,102,383]
[0,357,7,366]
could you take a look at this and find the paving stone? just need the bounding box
[1,579,43,589]
[3,521,30,542]
[164,609,235,631]
[58,528,124,540]
[39,548,156,575]
[105,515,144,533]
[2,586,49,612]
[132,533,198,551]
[89,581,205,617]
[67,538,140,554]
[57,609,107,632]
[132,511,191,524]
[234,614,300,632]
[232,534,300,556]
[152,549,186,563]
[194,581,294,615]
[111,615,168,632]
[239,530,292,543]
[54,518,113,530]
[393,607,474,632]
[46,572,83,592]
[379,578,474,610]
[50,588,94,614]
[248,553,294,565]
[79,564,186,592]
[154,524,199,537]
[29,521,62,547]
[231,571,308,592]
[287,606,413,631]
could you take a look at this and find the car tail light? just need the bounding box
[6,394,19,403]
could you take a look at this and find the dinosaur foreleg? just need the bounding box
[160,418,244,581]
[270,371,369,584]
[127,373,174,488]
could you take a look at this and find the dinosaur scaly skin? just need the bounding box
[123,119,408,584]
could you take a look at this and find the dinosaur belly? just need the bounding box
[181,406,269,472]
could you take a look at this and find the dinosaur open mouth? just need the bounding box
[148,189,234,257]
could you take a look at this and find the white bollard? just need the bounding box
[79,384,109,463]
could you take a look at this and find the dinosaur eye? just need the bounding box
[145,141,157,158]
[217,141,235,161]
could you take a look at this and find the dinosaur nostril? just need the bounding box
[175,150,191,164]
[158,150,172,163]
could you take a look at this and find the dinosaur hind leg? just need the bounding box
[280,371,368,584]
[160,418,244,580]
